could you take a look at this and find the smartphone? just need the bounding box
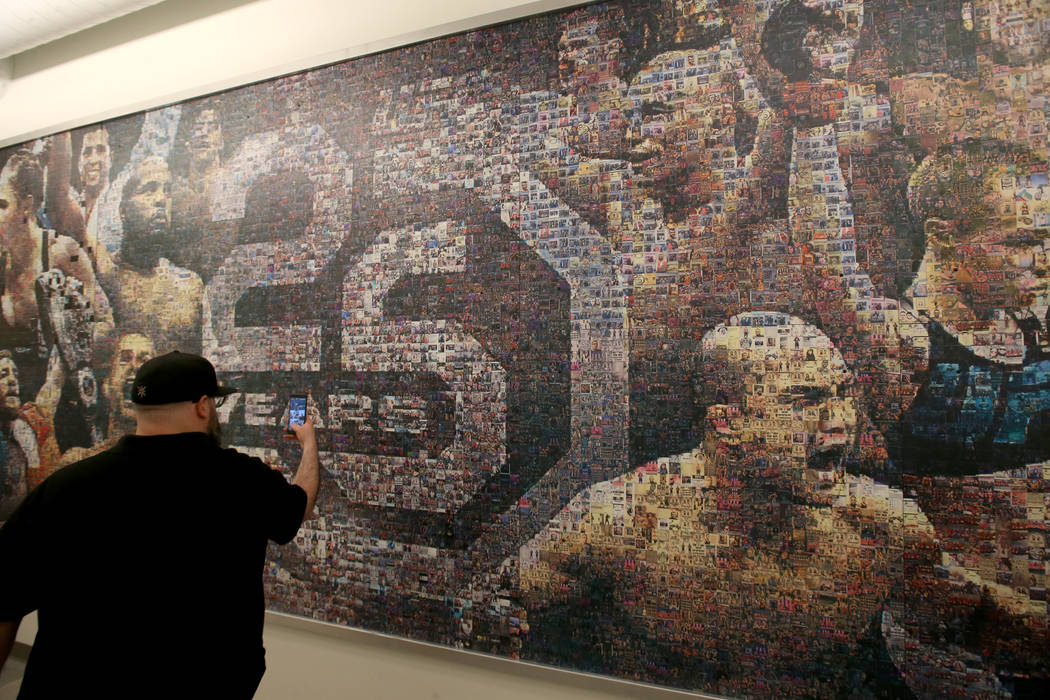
[286,394,308,434]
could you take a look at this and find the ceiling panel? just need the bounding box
[0,0,167,59]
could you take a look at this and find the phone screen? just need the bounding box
[286,395,307,432]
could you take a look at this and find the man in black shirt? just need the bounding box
[0,351,318,698]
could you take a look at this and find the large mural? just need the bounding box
[2,0,1050,696]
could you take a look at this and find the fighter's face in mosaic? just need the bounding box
[0,356,20,417]
[188,108,223,168]
[558,4,734,221]
[123,157,172,239]
[621,50,738,219]
[0,160,28,231]
[703,315,857,458]
[787,0,863,79]
[910,146,1050,318]
[748,0,864,84]
[78,128,111,193]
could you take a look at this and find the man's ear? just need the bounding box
[194,396,211,420]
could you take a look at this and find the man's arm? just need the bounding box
[35,347,65,419]
[0,618,21,673]
[24,348,66,478]
[53,235,115,338]
[43,134,87,246]
[289,418,319,522]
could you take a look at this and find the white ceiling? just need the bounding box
[0,0,167,59]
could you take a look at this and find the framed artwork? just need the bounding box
[3,0,1050,696]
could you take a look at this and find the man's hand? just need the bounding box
[280,397,321,440]
[289,417,316,451]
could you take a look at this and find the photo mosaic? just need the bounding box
[3,0,1050,696]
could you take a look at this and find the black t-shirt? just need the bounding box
[897,322,1050,476]
[0,432,307,698]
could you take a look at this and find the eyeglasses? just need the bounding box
[200,394,228,408]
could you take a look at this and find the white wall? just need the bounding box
[0,0,586,146]
[3,1,712,697]
[12,611,707,699]
[259,613,713,700]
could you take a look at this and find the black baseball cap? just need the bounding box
[131,351,238,405]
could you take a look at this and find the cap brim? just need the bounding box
[214,385,239,397]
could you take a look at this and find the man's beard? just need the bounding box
[121,226,165,271]
[207,407,222,447]
[0,396,20,421]
[807,444,846,472]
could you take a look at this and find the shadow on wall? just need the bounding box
[9,0,264,78]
